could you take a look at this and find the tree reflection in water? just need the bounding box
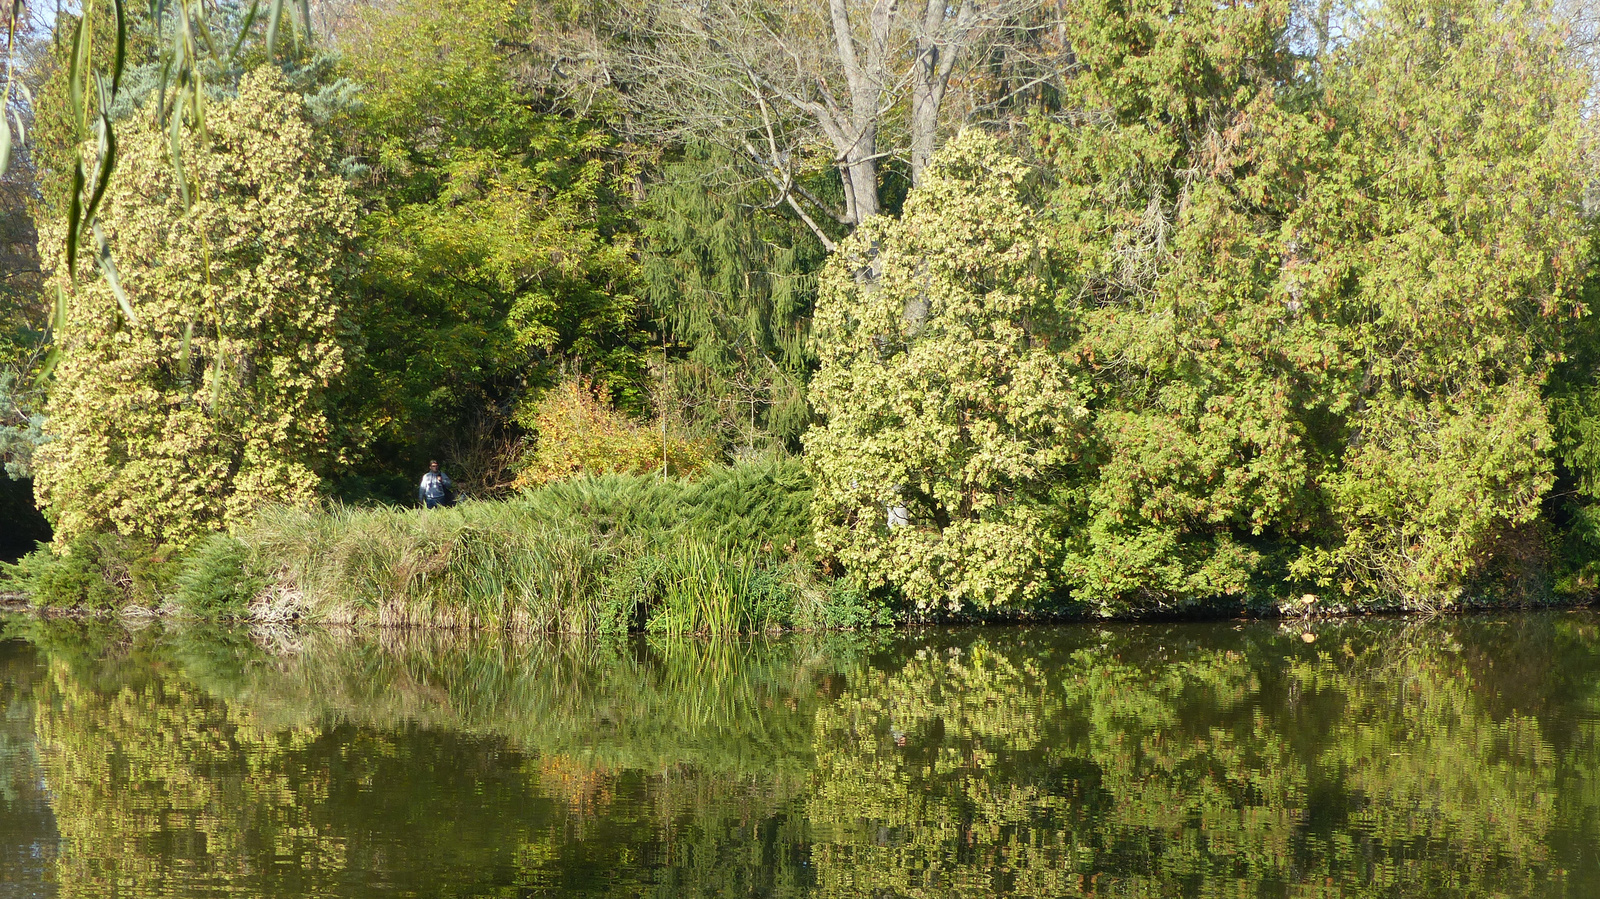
[3,614,1600,897]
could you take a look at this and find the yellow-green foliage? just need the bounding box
[1280,0,1590,606]
[810,0,1594,616]
[32,69,357,546]
[514,377,711,487]
[807,131,1087,614]
[1303,384,1555,607]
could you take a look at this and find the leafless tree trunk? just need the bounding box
[909,0,979,182]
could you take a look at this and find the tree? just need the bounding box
[1036,0,1321,612]
[330,0,645,488]
[609,0,1070,246]
[1284,0,1591,605]
[807,130,1086,613]
[1030,0,1592,612]
[639,143,829,457]
[31,68,356,545]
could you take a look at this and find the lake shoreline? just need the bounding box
[1,590,1591,633]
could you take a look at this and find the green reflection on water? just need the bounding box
[3,614,1600,897]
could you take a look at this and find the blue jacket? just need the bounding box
[419,471,453,502]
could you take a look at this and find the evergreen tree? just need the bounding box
[32,69,357,544]
[639,144,830,457]
[808,131,1086,613]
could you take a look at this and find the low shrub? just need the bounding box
[172,533,267,617]
[808,577,895,630]
[2,533,180,609]
[514,377,712,488]
[516,458,814,554]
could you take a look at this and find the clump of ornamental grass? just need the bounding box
[237,502,634,632]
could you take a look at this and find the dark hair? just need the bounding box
[429,460,439,466]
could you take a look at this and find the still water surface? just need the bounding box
[4,612,1600,897]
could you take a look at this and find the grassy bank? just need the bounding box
[5,460,889,635]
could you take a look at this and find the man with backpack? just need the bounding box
[419,460,454,508]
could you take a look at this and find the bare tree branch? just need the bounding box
[607,0,1069,231]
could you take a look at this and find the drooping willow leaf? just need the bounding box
[265,0,285,58]
[0,0,22,174]
[65,162,85,279]
[228,0,261,65]
[34,286,69,384]
[170,88,189,209]
[179,319,193,376]
[67,15,86,133]
[209,347,222,410]
[111,0,126,95]
[92,223,138,325]
[81,76,119,237]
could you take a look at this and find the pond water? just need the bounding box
[4,612,1600,898]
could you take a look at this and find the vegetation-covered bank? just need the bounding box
[6,462,891,635]
[5,455,1593,634]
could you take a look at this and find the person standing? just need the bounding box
[419,460,454,509]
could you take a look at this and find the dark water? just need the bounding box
[4,613,1600,897]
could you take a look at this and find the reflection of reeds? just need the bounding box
[235,463,816,635]
[183,624,875,779]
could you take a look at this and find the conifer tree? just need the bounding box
[32,69,357,545]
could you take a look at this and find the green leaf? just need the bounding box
[67,16,86,133]
[192,2,222,62]
[81,76,119,232]
[209,350,222,411]
[65,162,85,281]
[34,347,60,385]
[169,89,189,210]
[111,0,126,96]
[192,78,205,140]
[265,0,285,58]
[179,319,193,377]
[228,0,261,66]
[0,111,12,176]
[92,223,138,326]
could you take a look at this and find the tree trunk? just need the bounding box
[840,127,880,225]
[909,0,974,185]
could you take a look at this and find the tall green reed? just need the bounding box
[225,461,818,634]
